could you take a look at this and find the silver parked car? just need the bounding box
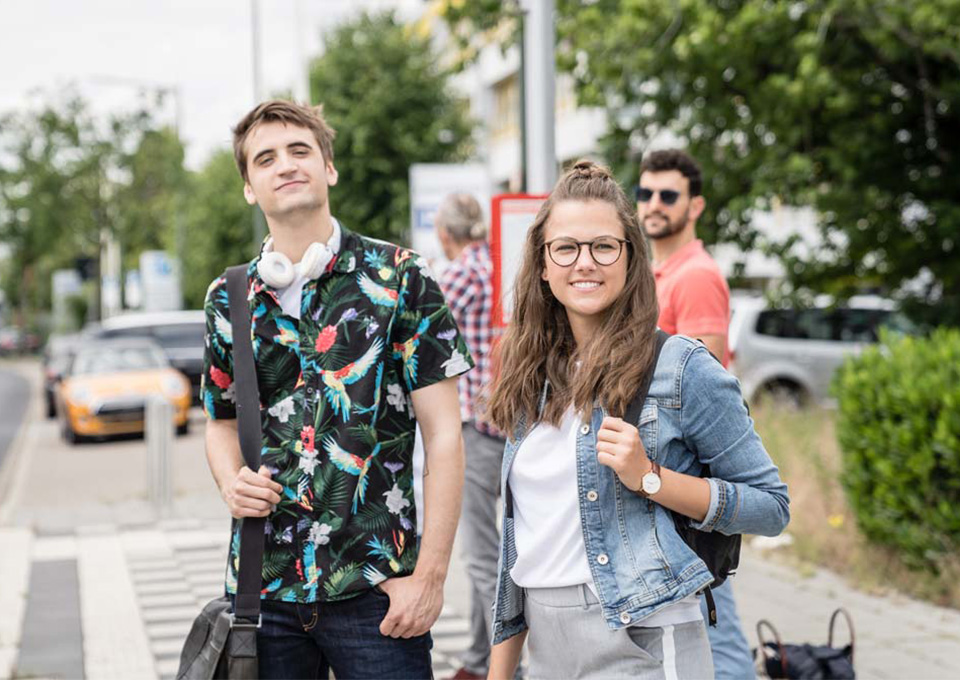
[728,294,914,407]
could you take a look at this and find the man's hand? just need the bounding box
[596,416,652,492]
[222,465,283,518]
[377,574,444,639]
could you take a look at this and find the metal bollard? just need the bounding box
[146,396,174,515]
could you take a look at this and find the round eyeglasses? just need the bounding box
[544,236,630,267]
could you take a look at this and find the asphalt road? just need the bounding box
[0,367,30,471]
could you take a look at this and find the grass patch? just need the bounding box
[752,404,960,609]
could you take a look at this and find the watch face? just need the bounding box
[642,471,661,495]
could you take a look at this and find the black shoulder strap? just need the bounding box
[225,265,266,623]
[624,330,670,426]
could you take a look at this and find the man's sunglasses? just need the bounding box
[634,186,681,205]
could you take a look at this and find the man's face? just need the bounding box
[637,169,695,240]
[242,121,337,219]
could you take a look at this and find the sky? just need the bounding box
[0,0,424,169]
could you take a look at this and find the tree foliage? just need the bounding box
[181,150,255,308]
[309,12,474,244]
[443,0,960,325]
[0,92,184,327]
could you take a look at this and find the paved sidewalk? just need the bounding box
[732,545,960,679]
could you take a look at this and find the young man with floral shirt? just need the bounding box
[201,100,472,679]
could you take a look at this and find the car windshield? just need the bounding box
[72,346,168,375]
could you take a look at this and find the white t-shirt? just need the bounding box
[509,406,593,588]
[509,405,702,627]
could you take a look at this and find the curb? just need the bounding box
[0,360,41,525]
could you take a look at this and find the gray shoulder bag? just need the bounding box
[177,265,264,679]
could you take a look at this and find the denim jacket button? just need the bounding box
[619,612,631,624]
[587,490,598,502]
[579,424,590,435]
[596,553,609,565]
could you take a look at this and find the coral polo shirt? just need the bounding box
[653,239,731,367]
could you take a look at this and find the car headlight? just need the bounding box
[162,375,188,398]
[68,385,92,405]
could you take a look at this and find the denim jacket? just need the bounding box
[491,335,790,643]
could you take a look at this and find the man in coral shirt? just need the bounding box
[639,149,730,366]
[638,149,754,679]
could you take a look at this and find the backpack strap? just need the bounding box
[225,265,266,625]
[624,330,670,426]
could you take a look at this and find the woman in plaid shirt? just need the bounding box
[436,194,505,680]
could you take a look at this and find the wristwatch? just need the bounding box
[639,460,662,497]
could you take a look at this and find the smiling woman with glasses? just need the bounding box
[483,159,789,680]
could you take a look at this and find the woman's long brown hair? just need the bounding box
[486,160,659,434]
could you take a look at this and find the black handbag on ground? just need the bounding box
[624,330,742,626]
[757,608,856,679]
[177,265,265,680]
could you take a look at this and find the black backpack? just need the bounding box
[624,330,742,626]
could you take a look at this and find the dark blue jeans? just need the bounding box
[231,589,433,679]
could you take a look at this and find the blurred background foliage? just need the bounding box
[443,0,960,327]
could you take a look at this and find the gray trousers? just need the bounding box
[459,423,505,675]
[524,585,714,680]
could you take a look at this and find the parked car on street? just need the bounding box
[57,338,191,444]
[92,311,206,401]
[728,294,915,407]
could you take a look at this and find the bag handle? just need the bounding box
[828,607,855,662]
[756,619,789,678]
[226,265,267,624]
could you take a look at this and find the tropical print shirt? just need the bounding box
[201,224,474,603]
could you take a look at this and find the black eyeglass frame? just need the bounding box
[634,186,682,205]
[543,237,631,267]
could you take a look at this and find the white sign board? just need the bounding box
[409,163,491,275]
[491,194,548,325]
[139,251,183,312]
[125,270,143,309]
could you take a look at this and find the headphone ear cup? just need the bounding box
[299,242,334,280]
[257,251,295,288]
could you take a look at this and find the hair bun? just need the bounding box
[571,159,612,180]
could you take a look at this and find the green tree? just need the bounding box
[0,94,106,328]
[113,125,188,270]
[0,90,185,326]
[181,149,256,308]
[443,0,960,325]
[309,12,474,244]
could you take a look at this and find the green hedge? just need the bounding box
[833,329,960,567]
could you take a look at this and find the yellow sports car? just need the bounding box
[58,338,192,443]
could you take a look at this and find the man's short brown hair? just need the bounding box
[639,149,702,197]
[232,100,336,182]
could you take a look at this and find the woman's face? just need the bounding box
[540,200,629,344]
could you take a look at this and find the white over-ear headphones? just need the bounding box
[256,223,342,288]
